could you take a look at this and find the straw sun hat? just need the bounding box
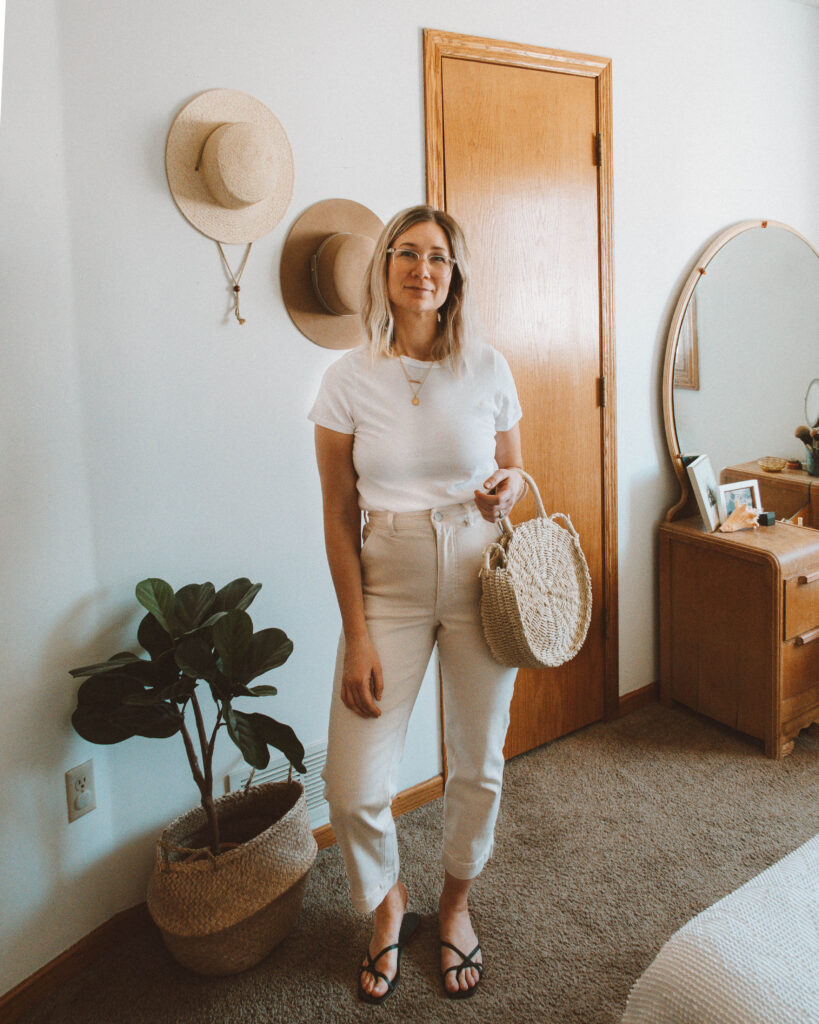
[280,199,384,349]
[165,89,294,244]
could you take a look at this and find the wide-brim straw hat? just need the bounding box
[166,89,294,244]
[280,199,384,349]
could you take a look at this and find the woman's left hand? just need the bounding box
[474,468,526,524]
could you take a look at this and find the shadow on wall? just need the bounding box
[0,591,147,982]
[3,820,161,979]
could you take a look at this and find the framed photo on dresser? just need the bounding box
[686,454,721,531]
[717,479,761,522]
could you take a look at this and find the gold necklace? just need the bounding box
[397,355,436,405]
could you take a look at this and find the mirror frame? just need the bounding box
[663,219,819,521]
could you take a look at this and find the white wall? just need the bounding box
[1,0,818,995]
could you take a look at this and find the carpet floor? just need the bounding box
[17,704,819,1024]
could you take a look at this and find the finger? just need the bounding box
[340,683,362,717]
[359,677,381,717]
[347,675,379,718]
[342,680,369,719]
[483,468,510,492]
[371,662,384,702]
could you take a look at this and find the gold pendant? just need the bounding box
[412,396,420,406]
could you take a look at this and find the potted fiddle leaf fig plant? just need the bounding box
[69,577,318,975]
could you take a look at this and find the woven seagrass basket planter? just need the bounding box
[147,779,317,976]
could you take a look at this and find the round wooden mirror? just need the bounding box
[663,220,819,520]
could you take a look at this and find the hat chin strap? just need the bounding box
[216,242,252,325]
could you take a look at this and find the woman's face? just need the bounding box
[386,220,454,315]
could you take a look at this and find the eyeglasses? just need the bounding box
[387,248,456,274]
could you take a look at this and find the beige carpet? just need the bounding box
[17,704,819,1023]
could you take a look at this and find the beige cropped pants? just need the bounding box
[322,500,518,913]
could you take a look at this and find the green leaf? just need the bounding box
[213,609,253,684]
[175,636,219,682]
[248,684,278,696]
[137,613,173,659]
[150,648,182,686]
[75,672,144,708]
[227,684,256,698]
[69,653,142,678]
[205,675,231,702]
[234,583,262,612]
[244,628,293,684]
[113,703,181,739]
[124,676,196,705]
[183,609,228,636]
[224,707,270,770]
[135,579,176,636]
[174,583,216,632]
[72,705,132,744]
[213,579,262,613]
[246,713,306,773]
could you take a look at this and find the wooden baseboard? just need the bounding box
[618,681,659,717]
[0,904,151,1024]
[313,773,444,850]
[0,773,445,1022]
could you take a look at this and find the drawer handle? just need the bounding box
[795,626,819,647]
[798,571,819,585]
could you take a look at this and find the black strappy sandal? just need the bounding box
[440,940,484,999]
[357,912,421,1005]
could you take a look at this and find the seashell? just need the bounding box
[718,503,759,533]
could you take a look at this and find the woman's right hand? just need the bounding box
[341,634,384,719]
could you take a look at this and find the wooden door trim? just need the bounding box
[423,28,619,722]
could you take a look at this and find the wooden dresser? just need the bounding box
[659,517,819,758]
[721,460,819,529]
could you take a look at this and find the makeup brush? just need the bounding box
[795,425,813,447]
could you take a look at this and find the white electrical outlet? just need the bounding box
[65,759,96,822]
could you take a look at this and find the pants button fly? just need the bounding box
[433,511,443,521]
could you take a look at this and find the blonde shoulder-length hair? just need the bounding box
[360,205,480,370]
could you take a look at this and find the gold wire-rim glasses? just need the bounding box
[387,248,456,274]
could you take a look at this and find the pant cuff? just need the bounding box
[349,871,400,914]
[442,842,493,880]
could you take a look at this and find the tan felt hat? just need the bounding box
[166,89,294,243]
[280,199,383,349]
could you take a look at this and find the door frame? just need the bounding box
[423,28,619,724]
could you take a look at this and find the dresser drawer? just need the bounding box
[782,634,819,700]
[784,570,819,640]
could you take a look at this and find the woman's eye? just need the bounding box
[396,250,417,263]
[429,254,449,265]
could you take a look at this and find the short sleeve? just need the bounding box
[493,350,522,431]
[307,358,355,435]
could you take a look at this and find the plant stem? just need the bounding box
[179,706,221,854]
[190,693,220,854]
[178,713,206,792]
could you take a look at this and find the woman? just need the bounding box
[309,205,526,1002]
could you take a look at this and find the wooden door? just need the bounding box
[425,31,618,757]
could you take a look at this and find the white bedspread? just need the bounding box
[622,834,819,1024]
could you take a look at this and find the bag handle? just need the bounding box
[499,469,547,536]
[482,541,508,571]
[549,511,580,542]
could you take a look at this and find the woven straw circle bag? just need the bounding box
[480,471,592,669]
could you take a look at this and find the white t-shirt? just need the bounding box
[308,344,522,512]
